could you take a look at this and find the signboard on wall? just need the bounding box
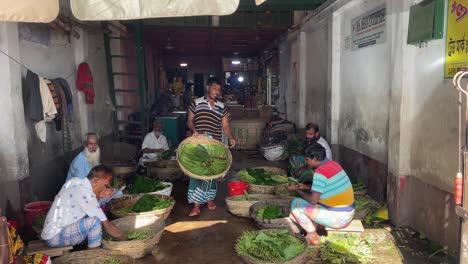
[445,0,468,78]
[351,5,386,51]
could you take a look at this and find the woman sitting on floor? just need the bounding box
[0,211,50,264]
[287,143,355,246]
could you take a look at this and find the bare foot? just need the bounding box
[207,201,216,211]
[189,205,201,217]
[305,232,321,246]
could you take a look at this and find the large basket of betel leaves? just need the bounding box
[109,193,175,220]
[176,136,232,180]
[102,215,165,259]
[235,229,307,264]
[238,167,289,195]
[54,249,134,264]
[124,175,173,197]
[249,200,300,233]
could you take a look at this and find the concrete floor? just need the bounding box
[134,151,455,264]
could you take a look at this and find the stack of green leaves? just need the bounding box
[355,196,373,211]
[235,229,306,262]
[239,168,288,186]
[131,194,174,213]
[160,150,175,160]
[257,205,284,220]
[285,138,306,158]
[105,231,152,241]
[319,234,374,264]
[32,214,46,231]
[178,143,229,176]
[126,175,167,194]
[353,181,367,193]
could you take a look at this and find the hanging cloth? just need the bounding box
[76,63,95,104]
[39,77,57,121]
[23,70,44,122]
[51,78,74,122]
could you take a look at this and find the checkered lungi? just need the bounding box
[45,217,102,248]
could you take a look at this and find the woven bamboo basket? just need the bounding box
[274,184,299,201]
[109,162,138,177]
[226,194,278,218]
[102,216,165,259]
[147,161,183,182]
[238,229,307,264]
[176,136,232,180]
[54,249,134,264]
[109,194,175,220]
[249,200,300,233]
[237,167,287,195]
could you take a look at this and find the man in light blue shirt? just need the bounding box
[66,133,123,204]
[66,133,100,181]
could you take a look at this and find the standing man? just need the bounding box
[187,77,236,216]
[140,120,170,165]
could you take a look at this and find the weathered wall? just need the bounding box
[13,24,112,202]
[281,0,461,250]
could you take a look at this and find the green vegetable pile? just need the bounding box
[132,194,174,213]
[284,138,306,158]
[355,196,374,211]
[105,231,152,241]
[257,205,284,220]
[353,181,367,193]
[277,188,299,197]
[178,143,229,176]
[126,175,167,194]
[318,234,374,264]
[160,150,175,160]
[235,229,306,262]
[100,259,123,264]
[239,168,288,186]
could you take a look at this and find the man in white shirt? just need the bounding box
[140,120,170,164]
[289,123,333,183]
[42,165,125,248]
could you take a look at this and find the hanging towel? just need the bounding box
[23,70,44,122]
[39,77,57,121]
[77,63,95,104]
[47,81,60,111]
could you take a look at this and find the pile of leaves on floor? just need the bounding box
[239,168,288,186]
[352,180,367,194]
[235,229,306,262]
[117,194,174,215]
[125,175,167,194]
[178,143,229,176]
[105,231,152,241]
[257,205,284,220]
[316,233,374,264]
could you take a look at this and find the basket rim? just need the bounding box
[109,193,175,218]
[176,136,232,180]
[54,249,134,264]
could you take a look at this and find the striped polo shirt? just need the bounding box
[189,97,228,142]
[311,160,355,212]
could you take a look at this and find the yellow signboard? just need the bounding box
[446,0,468,77]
